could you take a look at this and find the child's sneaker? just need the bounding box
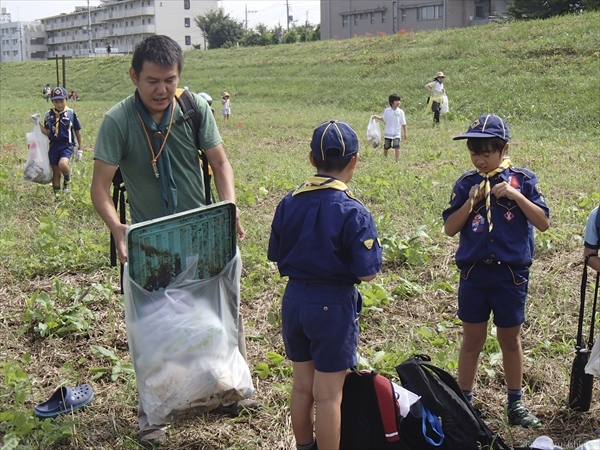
[63,180,70,193]
[505,400,541,428]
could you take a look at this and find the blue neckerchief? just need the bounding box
[133,90,178,216]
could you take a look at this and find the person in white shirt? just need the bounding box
[425,71,447,125]
[371,93,407,162]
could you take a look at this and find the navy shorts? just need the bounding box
[384,138,400,150]
[49,145,74,166]
[457,261,529,328]
[282,279,362,372]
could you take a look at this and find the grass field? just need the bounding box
[1,11,599,450]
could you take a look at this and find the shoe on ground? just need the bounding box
[505,400,541,428]
[138,428,166,448]
[63,181,70,193]
[215,398,262,417]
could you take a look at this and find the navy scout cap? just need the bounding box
[310,120,359,161]
[50,86,68,100]
[453,114,510,142]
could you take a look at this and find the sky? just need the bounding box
[0,0,320,28]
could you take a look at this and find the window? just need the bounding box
[184,0,190,10]
[417,5,443,20]
[381,11,386,23]
[342,16,348,28]
[148,18,152,24]
[370,13,375,24]
[401,9,406,21]
[359,13,368,20]
[354,15,358,26]
[475,1,489,19]
[185,35,191,45]
[185,18,190,27]
[142,19,145,25]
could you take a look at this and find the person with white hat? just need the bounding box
[425,71,447,125]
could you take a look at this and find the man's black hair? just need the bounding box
[131,35,184,75]
[466,137,507,155]
[388,93,401,106]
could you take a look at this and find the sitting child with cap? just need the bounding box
[268,120,382,450]
[442,113,550,428]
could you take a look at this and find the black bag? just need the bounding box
[568,255,599,411]
[396,355,510,450]
[340,368,408,450]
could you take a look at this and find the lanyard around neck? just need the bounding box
[135,100,175,178]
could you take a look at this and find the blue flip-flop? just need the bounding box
[34,384,94,418]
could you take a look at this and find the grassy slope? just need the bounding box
[1,11,599,449]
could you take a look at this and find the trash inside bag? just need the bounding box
[366,117,381,149]
[124,251,254,425]
[24,120,52,184]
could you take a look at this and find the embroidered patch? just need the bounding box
[470,118,481,129]
[451,192,456,201]
[504,210,515,222]
[364,239,374,250]
[509,175,520,189]
[471,214,485,233]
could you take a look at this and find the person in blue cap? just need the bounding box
[268,120,382,450]
[39,86,82,196]
[443,114,550,428]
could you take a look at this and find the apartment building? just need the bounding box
[320,0,512,40]
[1,9,47,62]
[40,0,217,59]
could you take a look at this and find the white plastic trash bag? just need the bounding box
[440,95,449,114]
[584,332,600,376]
[124,250,254,426]
[24,118,52,184]
[366,117,381,149]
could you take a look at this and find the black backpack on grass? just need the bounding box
[396,354,510,450]
[340,368,408,450]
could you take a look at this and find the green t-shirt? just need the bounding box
[94,92,222,223]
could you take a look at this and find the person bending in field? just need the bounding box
[443,113,549,429]
[268,120,382,450]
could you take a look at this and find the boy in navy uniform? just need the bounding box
[40,86,82,195]
[268,120,382,450]
[443,114,549,428]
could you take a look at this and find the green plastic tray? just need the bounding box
[126,201,236,291]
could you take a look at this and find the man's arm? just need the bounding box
[584,247,600,272]
[91,159,129,263]
[205,143,245,240]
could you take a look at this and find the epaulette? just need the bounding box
[507,166,535,179]
[455,169,478,184]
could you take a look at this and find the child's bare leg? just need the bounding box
[497,325,523,391]
[458,321,488,391]
[313,369,346,450]
[383,148,389,157]
[291,361,316,447]
[58,157,71,179]
[52,166,62,190]
[394,148,400,162]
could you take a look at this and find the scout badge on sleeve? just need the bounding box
[568,255,599,411]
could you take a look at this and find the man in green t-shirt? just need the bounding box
[91,35,257,446]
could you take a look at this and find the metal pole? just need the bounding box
[88,0,92,56]
[62,55,66,89]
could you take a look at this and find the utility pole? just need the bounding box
[245,4,256,29]
[87,0,92,56]
[305,11,308,42]
[286,0,290,31]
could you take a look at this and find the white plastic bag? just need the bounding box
[366,117,381,149]
[124,250,254,426]
[440,95,449,114]
[24,119,52,184]
[584,332,600,376]
[391,381,420,418]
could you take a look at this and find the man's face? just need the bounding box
[130,61,180,119]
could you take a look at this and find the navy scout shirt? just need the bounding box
[442,166,549,267]
[268,175,382,284]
